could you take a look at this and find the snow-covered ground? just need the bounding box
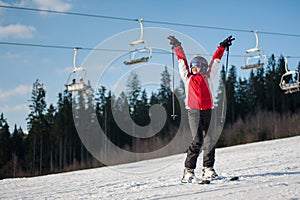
[1,136,299,200]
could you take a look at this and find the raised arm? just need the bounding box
[167,36,191,80]
[207,36,235,78]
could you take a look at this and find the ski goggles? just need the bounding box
[190,61,208,68]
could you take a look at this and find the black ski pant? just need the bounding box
[184,109,215,169]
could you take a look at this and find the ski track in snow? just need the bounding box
[0,136,299,200]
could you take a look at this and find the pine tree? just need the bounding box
[265,54,277,112]
[215,65,227,123]
[0,113,11,172]
[51,92,65,170]
[126,71,141,142]
[11,124,25,176]
[134,89,150,126]
[255,67,266,110]
[295,62,300,110]
[276,56,289,114]
[235,77,250,120]
[11,125,25,160]
[158,66,172,106]
[112,91,132,148]
[95,86,107,120]
[226,65,237,124]
[149,91,159,106]
[246,67,267,114]
[45,104,56,173]
[26,79,47,175]
[126,71,141,116]
[157,66,173,139]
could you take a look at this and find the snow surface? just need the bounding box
[1,136,300,200]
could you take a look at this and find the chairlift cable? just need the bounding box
[0,5,135,22]
[1,5,300,38]
[1,41,300,60]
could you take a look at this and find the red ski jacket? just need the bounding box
[174,45,225,110]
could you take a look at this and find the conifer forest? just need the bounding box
[1,55,300,179]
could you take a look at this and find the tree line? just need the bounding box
[219,55,300,146]
[0,54,300,179]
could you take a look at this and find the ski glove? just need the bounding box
[219,35,235,48]
[167,36,181,48]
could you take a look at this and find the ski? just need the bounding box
[226,176,239,181]
[181,176,202,184]
[198,179,211,184]
[181,175,239,185]
[198,176,239,185]
[214,176,239,182]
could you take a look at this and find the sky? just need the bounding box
[0,0,300,132]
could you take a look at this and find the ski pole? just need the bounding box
[171,47,177,120]
[220,45,230,123]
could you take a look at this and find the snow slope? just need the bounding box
[1,136,299,200]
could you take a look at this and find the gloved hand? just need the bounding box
[167,35,181,48]
[219,35,235,48]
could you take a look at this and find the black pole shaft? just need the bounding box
[171,47,177,120]
[221,46,230,123]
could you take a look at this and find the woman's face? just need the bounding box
[190,61,205,75]
[191,66,201,75]
[190,59,209,75]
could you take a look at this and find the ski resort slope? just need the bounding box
[1,136,299,200]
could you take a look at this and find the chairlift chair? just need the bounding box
[124,18,152,66]
[279,57,300,94]
[65,48,88,92]
[242,30,266,70]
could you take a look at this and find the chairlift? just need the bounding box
[65,48,88,92]
[123,18,152,66]
[279,57,300,94]
[242,30,266,70]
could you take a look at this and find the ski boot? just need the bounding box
[181,168,200,183]
[202,167,218,180]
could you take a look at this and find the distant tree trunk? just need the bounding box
[40,135,43,175]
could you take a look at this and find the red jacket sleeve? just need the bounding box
[206,46,226,76]
[173,46,190,74]
[212,46,226,60]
